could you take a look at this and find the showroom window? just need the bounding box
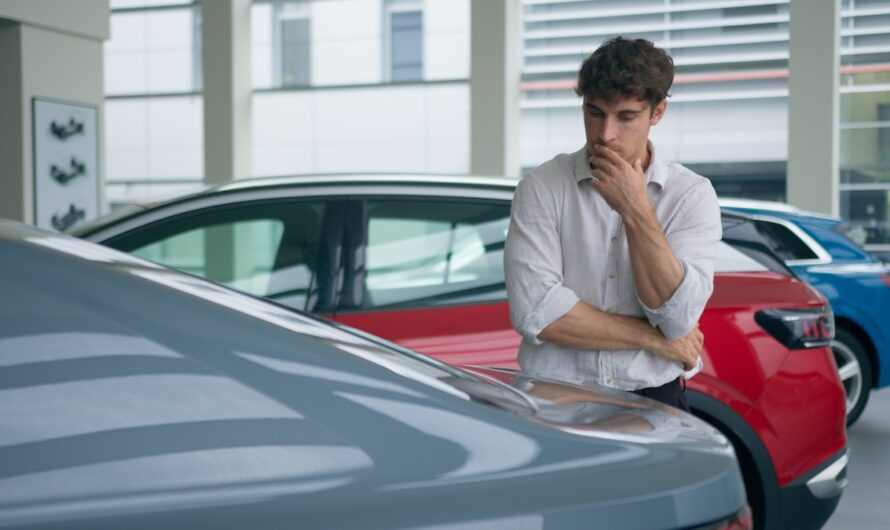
[361,199,510,310]
[104,0,204,207]
[840,0,890,262]
[385,0,423,82]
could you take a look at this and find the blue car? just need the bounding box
[720,198,890,426]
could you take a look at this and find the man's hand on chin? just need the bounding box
[587,144,649,217]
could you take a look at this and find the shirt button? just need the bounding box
[609,272,615,279]
[611,236,617,243]
[606,377,614,386]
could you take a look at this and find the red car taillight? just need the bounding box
[755,306,834,349]
[695,506,753,530]
[880,274,890,288]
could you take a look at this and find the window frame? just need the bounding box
[383,0,424,83]
[272,0,312,88]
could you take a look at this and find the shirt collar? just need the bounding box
[645,141,669,189]
[573,141,669,190]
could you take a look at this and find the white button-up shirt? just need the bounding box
[504,143,722,391]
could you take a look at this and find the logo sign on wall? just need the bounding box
[32,97,99,232]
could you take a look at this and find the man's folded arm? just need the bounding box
[633,182,722,339]
[537,300,661,351]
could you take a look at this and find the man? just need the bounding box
[504,37,721,411]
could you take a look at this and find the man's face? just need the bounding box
[582,96,666,165]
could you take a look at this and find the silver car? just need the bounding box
[0,220,749,529]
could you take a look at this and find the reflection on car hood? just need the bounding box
[457,367,732,454]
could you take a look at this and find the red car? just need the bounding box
[76,175,847,530]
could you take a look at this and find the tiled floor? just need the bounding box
[822,388,890,530]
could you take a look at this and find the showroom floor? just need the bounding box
[823,388,890,530]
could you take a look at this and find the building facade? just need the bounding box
[103,0,890,256]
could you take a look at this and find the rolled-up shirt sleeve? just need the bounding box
[635,181,722,340]
[504,175,580,345]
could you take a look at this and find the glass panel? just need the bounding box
[714,241,768,273]
[719,4,783,34]
[687,161,787,202]
[841,90,890,124]
[105,95,204,204]
[840,128,890,184]
[122,202,326,310]
[851,0,890,8]
[105,6,200,95]
[755,220,819,261]
[363,200,510,309]
[130,219,286,295]
[841,69,890,87]
[281,18,311,87]
[131,224,206,276]
[391,11,423,82]
[840,189,890,252]
[840,91,890,183]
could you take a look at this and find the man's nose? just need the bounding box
[598,116,618,143]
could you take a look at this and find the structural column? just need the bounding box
[201,0,252,283]
[0,0,107,226]
[470,0,521,178]
[202,0,252,185]
[787,0,841,215]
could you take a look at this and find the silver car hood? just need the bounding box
[457,366,732,454]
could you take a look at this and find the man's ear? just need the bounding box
[650,100,667,125]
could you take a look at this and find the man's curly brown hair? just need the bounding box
[575,37,674,111]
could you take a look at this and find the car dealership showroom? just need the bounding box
[2,0,890,529]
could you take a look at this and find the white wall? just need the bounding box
[424,0,469,80]
[105,96,203,181]
[312,0,383,86]
[104,9,197,94]
[252,83,468,176]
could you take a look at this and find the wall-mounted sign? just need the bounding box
[32,97,99,232]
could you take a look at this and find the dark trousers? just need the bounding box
[632,378,689,412]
